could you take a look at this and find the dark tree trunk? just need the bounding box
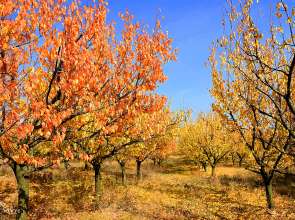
[119,161,127,185]
[200,162,207,172]
[136,160,142,181]
[13,164,29,220]
[238,158,243,167]
[231,154,236,166]
[211,165,216,177]
[237,154,244,167]
[92,160,102,201]
[84,161,91,171]
[262,175,274,209]
[157,159,162,167]
[64,160,70,169]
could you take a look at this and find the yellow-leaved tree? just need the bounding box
[179,112,231,177]
[209,0,294,209]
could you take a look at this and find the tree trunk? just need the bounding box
[201,162,207,172]
[231,154,235,166]
[13,164,29,220]
[64,160,70,170]
[84,161,91,171]
[238,158,243,167]
[157,159,162,167]
[263,177,274,209]
[136,160,142,181]
[92,161,102,201]
[211,165,216,177]
[119,161,126,185]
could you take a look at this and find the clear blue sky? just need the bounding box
[105,0,226,114]
[82,0,284,114]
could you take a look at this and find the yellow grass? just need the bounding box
[0,157,294,219]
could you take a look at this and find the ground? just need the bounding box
[0,156,294,219]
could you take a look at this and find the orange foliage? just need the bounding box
[0,0,176,169]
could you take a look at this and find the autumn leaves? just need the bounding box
[0,0,177,219]
[1,0,294,218]
[209,0,295,210]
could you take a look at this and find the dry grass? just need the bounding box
[0,157,295,219]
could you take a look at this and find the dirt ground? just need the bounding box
[0,157,294,219]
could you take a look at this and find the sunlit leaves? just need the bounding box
[179,112,231,170]
[209,0,294,208]
[0,0,175,169]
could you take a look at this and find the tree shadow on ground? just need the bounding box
[219,173,295,199]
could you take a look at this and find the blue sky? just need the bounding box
[105,0,226,114]
[82,0,288,114]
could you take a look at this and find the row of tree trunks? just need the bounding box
[90,159,143,201]
[10,159,275,220]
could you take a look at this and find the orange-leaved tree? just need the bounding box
[131,110,182,181]
[114,109,180,185]
[0,0,176,219]
[58,11,176,199]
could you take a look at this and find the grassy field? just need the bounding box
[0,156,295,219]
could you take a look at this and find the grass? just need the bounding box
[0,156,295,219]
